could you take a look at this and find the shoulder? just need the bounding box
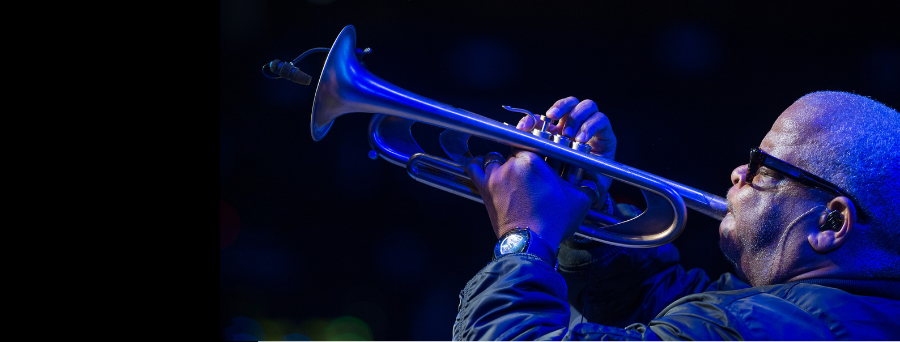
[650,282,900,340]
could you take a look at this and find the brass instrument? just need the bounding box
[273,25,727,247]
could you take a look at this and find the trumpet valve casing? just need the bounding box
[547,134,572,173]
[563,142,592,184]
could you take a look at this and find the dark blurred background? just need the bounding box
[220,1,898,340]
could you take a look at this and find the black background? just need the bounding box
[220,1,898,340]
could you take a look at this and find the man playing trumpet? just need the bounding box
[454,91,899,340]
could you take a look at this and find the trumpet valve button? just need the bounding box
[538,115,552,132]
[553,134,572,147]
[572,141,591,153]
[532,129,553,140]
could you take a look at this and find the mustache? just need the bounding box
[725,189,735,215]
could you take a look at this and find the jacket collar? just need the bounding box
[788,278,900,301]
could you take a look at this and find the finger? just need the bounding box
[579,179,598,193]
[509,146,525,158]
[548,97,579,135]
[546,96,579,121]
[515,115,535,132]
[520,115,562,132]
[544,121,561,134]
[577,111,613,143]
[576,179,599,208]
[466,156,487,193]
[512,150,541,167]
[518,116,562,134]
[561,99,599,139]
[577,112,616,160]
[483,152,504,176]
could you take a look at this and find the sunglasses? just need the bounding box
[747,147,853,198]
[746,148,867,223]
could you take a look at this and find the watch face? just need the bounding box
[499,232,528,255]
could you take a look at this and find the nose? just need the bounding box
[731,164,749,187]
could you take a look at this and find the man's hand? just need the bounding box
[517,97,617,195]
[464,97,617,247]
[466,151,596,247]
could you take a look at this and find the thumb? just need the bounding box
[465,156,487,193]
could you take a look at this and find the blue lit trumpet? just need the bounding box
[297,25,727,247]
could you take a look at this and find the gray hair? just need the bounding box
[792,91,899,278]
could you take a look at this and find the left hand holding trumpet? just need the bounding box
[466,151,596,247]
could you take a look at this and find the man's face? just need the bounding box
[718,100,830,286]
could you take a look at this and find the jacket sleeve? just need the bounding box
[557,239,715,327]
[453,254,570,341]
[453,253,758,341]
[453,253,666,341]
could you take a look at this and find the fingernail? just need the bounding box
[516,120,524,129]
[563,126,574,137]
[576,131,587,142]
[546,108,559,119]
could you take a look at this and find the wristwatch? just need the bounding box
[493,228,558,267]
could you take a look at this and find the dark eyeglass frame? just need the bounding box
[747,147,851,199]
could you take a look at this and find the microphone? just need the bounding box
[267,59,312,85]
[263,47,370,86]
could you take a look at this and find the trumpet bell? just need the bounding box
[311,25,357,141]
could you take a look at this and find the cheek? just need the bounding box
[736,187,763,211]
[738,191,792,253]
[731,189,775,241]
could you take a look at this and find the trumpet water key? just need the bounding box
[264,25,727,247]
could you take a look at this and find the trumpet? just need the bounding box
[268,25,727,247]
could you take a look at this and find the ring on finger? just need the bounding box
[483,152,505,169]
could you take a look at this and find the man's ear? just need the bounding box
[808,196,856,254]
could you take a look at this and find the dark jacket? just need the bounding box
[453,241,900,340]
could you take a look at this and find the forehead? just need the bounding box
[759,99,829,164]
[760,92,860,166]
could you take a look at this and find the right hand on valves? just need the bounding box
[515,97,617,195]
